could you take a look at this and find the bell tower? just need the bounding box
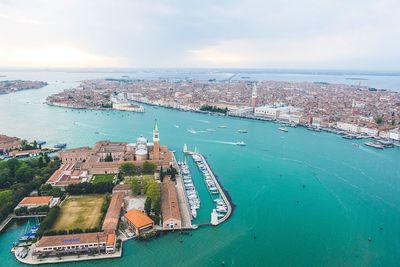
[251,82,257,112]
[153,119,160,160]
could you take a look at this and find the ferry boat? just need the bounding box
[278,127,289,132]
[218,125,227,128]
[365,141,384,149]
[235,141,246,146]
[237,129,248,133]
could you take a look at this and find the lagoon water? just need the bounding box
[0,71,400,266]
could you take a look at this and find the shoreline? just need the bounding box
[45,100,399,147]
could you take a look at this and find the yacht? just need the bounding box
[278,127,289,132]
[218,125,227,128]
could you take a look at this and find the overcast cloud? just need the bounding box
[0,0,399,69]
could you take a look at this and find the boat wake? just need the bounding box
[187,128,197,134]
[206,140,237,145]
[73,121,95,129]
[195,119,210,124]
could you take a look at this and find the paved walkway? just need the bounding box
[15,244,122,265]
[171,153,192,228]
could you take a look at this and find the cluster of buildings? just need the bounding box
[46,79,400,137]
[47,122,172,188]
[0,80,47,95]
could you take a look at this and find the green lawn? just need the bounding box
[124,174,154,183]
[91,174,116,184]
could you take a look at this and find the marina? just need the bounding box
[177,160,201,220]
[191,153,232,225]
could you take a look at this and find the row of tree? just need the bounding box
[120,161,157,176]
[36,206,60,237]
[199,104,228,114]
[65,182,114,195]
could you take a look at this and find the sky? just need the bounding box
[0,0,399,70]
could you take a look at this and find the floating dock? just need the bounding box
[192,153,232,225]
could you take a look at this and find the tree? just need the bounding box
[374,115,384,124]
[38,157,44,168]
[15,164,34,183]
[131,178,141,195]
[44,153,50,164]
[104,153,113,162]
[144,197,151,215]
[143,161,156,174]
[120,163,136,176]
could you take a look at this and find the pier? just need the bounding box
[193,153,232,225]
[171,152,193,228]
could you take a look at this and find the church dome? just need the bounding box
[136,135,147,145]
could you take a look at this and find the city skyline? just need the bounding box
[1,0,400,70]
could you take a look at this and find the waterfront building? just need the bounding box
[389,128,400,141]
[14,196,57,210]
[8,149,42,158]
[58,121,171,175]
[161,176,181,230]
[112,101,144,112]
[34,232,116,256]
[227,106,253,116]
[123,209,154,236]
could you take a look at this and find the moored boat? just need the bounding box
[365,141,384,149]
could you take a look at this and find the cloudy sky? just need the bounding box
[0,0,399,70]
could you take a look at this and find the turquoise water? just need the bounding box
[0,71,400,266]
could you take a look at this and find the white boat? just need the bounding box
[365,141,384,149]
[235,141,246,146]
[238,129,248,133]
[278,127,288,132]
[191,209,197,219]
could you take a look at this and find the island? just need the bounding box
[0,80,48,95]
[0,122,232,265]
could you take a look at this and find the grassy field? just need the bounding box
[52,195,105,230]
[91,174,116,184]
[124,174,154,183]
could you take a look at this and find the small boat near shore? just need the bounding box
[278,127,288,132]
[365,141,384,149]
